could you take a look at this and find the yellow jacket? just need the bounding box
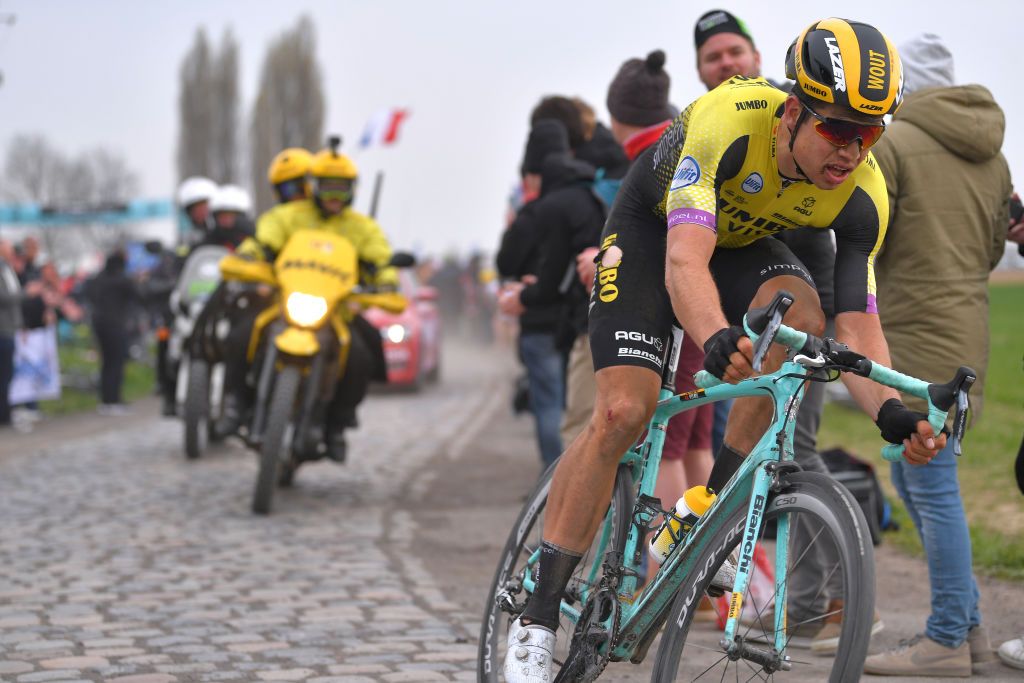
[238,199,397,286]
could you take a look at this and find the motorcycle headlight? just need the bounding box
[285,292,328,327]
[383,323,408,344]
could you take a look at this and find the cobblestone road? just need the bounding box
[0,343,507,683]
[4,339,1024,683]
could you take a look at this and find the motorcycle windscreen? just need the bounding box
[274,229,358,317]
[176,245,230,305]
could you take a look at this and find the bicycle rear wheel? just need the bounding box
[651,471,875,682]
[477,462,634,682]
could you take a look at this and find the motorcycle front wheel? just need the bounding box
[252,364,301,514]
[183,358,209,460]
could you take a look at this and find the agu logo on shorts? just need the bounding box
[670,156,701,191]
[741,172,763,194]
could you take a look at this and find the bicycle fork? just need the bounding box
[719,463,793,673]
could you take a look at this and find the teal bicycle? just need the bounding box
[478,291,975,682]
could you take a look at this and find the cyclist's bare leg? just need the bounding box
[724,274,825,454]
[544,364,662,553]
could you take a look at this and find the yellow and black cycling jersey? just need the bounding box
[237,198,397,287]
[622,75,887,315]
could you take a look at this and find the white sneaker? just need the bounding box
[997,635,1024,670]
[503,618,556,682]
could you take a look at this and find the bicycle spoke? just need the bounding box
[692,652,732,681]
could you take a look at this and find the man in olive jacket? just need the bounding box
[866,34,1011,677]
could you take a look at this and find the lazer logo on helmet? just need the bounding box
[824,37,847,92]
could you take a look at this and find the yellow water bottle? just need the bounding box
[649,485,716,565]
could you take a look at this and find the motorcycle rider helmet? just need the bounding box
[209,184,253,229]
[177,176,218,209]
[268,147,313,204]
[785,18,903,117]
[177,176,218,231]
[310,135,358,212]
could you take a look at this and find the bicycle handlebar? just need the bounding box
[694,291,977,463]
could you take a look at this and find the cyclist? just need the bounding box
[268,147,314,205]
[224,139,394,462]
[504,19,947,682]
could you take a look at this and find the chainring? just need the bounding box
[553,587,620,683]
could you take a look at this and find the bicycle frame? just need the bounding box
[607,339,809,661]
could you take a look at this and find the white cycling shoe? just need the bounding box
[503,618,556,682]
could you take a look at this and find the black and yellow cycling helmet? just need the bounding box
[268,147,313,203]
[785,18,903,117]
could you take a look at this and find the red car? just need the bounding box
[364,270,442,389]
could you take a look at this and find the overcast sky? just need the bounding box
[1,0,1022,255]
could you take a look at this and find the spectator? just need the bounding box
[0,239,28,429]
[83,250,143,415]
[14,236,48,421]
[571,97,631,181]
[864,33,1011,677]
[496,119,575,468]
[15,235,41,284]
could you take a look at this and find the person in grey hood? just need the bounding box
[864,33,1011,678]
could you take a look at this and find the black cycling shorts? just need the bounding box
[588,208,817,375]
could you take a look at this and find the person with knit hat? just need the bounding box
[863,33,1010,677]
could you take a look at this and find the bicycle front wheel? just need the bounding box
[651,470,875,682]
[477,461,634,682]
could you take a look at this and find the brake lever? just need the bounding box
[750,309,784,373]
[950,386,971,457]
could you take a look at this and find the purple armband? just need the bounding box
[667,208,717,233]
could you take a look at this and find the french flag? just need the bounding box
[359,108,410,148]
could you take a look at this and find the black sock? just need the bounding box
[520,541,583,631]
[707,443,745,494]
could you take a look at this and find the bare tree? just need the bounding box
[250,15,325,212]
[210,28,240,184]
[176,27,213,182]
[2,133,142,263]
[175,27,243,187]
[3,133,62,203]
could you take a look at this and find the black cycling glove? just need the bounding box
[874,398,929,444]
[702,326,746,379]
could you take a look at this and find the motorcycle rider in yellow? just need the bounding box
[225,142,397,462]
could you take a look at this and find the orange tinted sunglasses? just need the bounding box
[803,102,885,150]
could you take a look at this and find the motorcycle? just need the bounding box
[219,229,408,515]
[168,245,230,459]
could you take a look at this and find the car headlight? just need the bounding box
[285,292,328,327]
[383,323,408,344]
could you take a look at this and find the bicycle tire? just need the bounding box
[252,365,300,515]
[477,462,634,682]
[183,358,209,460]
[651,470,875,682]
